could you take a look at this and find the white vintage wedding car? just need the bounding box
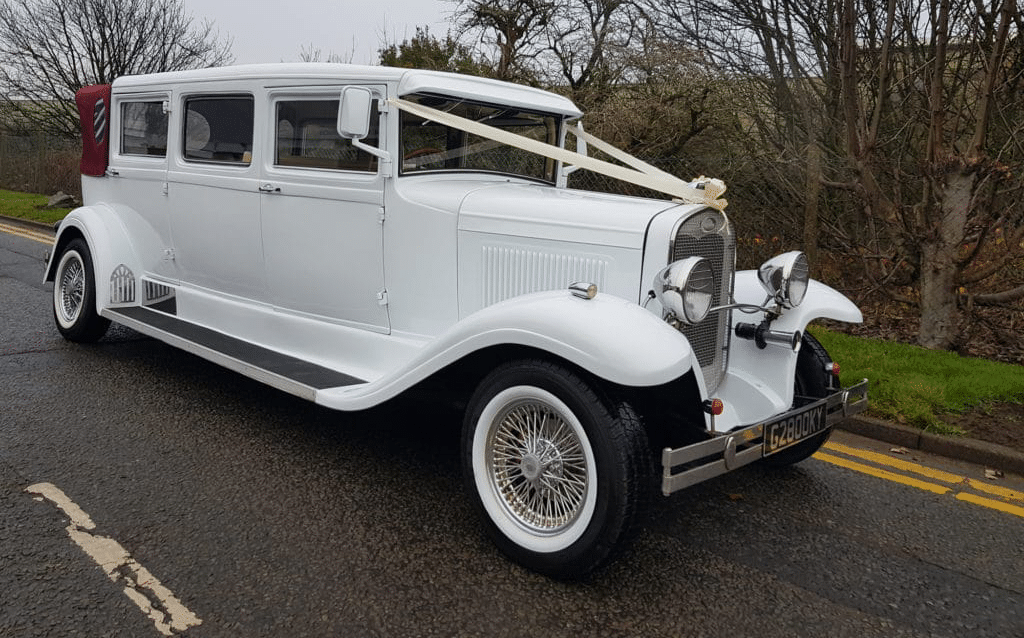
[48,64,867,577]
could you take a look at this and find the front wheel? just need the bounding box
[462,360,651,578]
[52,238,110,343]
[762,332,835,468]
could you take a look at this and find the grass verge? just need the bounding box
[0,189,72,225]
[811,326,1024,435]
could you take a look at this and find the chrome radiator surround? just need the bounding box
[669,208,735,393]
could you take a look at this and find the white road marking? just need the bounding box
[26,482,202,636]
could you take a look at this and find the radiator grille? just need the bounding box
[671,210,735,393]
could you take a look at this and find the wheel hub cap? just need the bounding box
[519,439,563,484]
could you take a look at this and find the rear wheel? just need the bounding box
[52,238,110,343]
[761,333,835,468]
[462,359,650,578]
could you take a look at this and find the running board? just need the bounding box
[105,306,365,401]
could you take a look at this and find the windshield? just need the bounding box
[399,93,561,183]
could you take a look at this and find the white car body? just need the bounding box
[47,64,867,576]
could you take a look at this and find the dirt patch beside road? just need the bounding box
[943,402,1024,454]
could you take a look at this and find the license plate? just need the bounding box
[762,400,828,456]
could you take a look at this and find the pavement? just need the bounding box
[5,212,1024,479]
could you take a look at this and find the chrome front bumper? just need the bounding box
[661,379,869,495]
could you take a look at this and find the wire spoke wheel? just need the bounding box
[463,360,650,578]
[51,238,110,342]
[489,398,590,535]
[56,252,86,326]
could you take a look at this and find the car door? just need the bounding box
[166,91,266,300]
[258,86,389,333]
[107,92,176,282]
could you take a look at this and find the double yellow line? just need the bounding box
[815,442,1024,518]
[0,220,55,245]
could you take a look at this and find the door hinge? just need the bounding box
[376,289,389,306]
[378,207,385,224]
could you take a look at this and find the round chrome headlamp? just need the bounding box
[757,251,809,308]
[654,257,715,324]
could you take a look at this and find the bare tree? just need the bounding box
[645,0,845,268]
[452,0,555,82]
[541,0,637,107]
[297,43,354,64]
[588,35,740,157]
[837,0,1024,348]
[451,0,639,106]
[649,0,1024,350]
[0,0,233,137]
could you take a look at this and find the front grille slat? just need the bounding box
[671,211,734,393]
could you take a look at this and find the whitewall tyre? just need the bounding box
[52,238,110,342]
[462,359,650,579]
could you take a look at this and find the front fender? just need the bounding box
[45,204,142,312]
[733,270,862,330]
[718,271,862,428]
[438,290,696,386]
[317,290,697,410]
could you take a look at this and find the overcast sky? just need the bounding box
[180,0,452,66]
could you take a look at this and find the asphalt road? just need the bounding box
[2,228,1023,637]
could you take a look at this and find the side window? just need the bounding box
[121,101,168,157]
[275,99,379,172]
[183,95,254,165]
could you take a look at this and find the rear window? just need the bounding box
[121,101,168,157]
[183,95,254,165]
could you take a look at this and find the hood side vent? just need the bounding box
[481,245,608,307]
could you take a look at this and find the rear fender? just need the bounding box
[45,204,143,313]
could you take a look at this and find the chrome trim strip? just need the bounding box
[660,379,869,495]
